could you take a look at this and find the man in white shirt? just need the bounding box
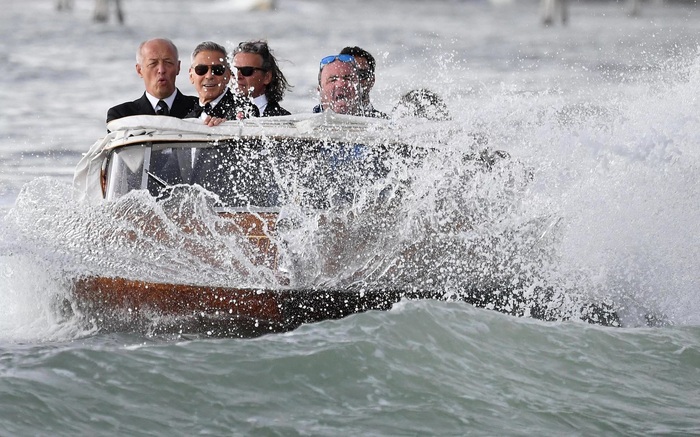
[107,38,197,123]
[186,41,258,120]
[233,40,291,117]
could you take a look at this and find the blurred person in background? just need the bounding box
[93,0,124,24]
[392,89,451,121]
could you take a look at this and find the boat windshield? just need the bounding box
[105,136,389,209]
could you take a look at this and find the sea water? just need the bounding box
[1,0,700,434]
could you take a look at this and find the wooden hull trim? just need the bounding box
[72,276,624,336]
[72,277,443,337]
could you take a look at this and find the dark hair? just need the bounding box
[234,40,291,103]
[191,41,228,67]
[339,46,376,73]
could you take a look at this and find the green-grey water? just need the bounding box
[4,303,700,435]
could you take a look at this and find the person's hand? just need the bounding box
[203,115,226,126]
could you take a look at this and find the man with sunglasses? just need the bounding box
[339,46,387,118]
[233,41,291,117]
[186,41,258,120]
[313,54,364,116]
[107,38,197,123]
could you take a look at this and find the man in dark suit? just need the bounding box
[233,40,292,117]
[107,38,197,123]
[147,41,259,196]
[185,41,258,120]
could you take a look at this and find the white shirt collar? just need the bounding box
[201,90,227,109]
[145,90,177,112]
[198,90,227,120]
[253,94,268,114]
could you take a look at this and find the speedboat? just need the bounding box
[72,113,622,336]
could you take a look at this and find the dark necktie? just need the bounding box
[155,100,169,116]
[203,103,212,116]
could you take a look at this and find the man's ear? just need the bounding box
[263,70,273,86]
[189,67,194,84]
[176,60,181,75]
[135,63,143,78]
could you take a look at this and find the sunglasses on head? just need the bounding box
[193,64,226,76]
[235,66,267,77]
[319,54,355,69]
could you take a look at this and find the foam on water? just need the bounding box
[1,0,699,341]
[0,253,91,342]
[3,64,698,338]
[538,55,700,325]
[0,178,286,341]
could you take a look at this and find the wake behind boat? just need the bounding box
[71,113,622,336]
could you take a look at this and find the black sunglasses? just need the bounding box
[235,66,267,77]
[193,64,226,76]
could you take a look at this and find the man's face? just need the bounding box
[136,40,180,99]
[233,52,272,98]
[353,56,374,102]
[189,50,230,104]
[319,60,361,115]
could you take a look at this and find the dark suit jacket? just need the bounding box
[106,89,198,123]
[148,145,278,208]
[262,101,291,117]
[185,89,259,120]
